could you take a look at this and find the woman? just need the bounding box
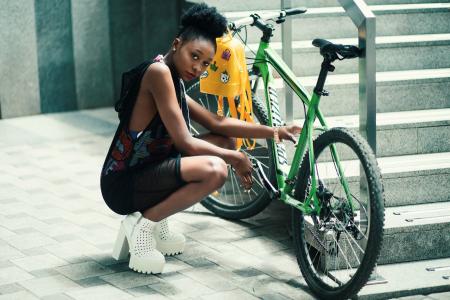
[101,3,301,274]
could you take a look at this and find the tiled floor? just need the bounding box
[0,108,447,300]
[0,108,314,299]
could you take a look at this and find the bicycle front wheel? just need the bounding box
[292,127,385,299]
[186,81,277,220]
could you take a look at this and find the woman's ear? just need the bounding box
[172,38,182,52]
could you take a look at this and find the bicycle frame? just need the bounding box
[253,40,354,215]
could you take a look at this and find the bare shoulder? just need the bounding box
[146,62,171,80]
[140,62,171,92]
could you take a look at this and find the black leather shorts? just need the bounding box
[132,156,187,213]
[101,155,186,215]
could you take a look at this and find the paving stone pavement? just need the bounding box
[0,108,447,300]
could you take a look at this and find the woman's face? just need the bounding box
[173,37,215,82]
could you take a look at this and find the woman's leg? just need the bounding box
[142,133,235,222]
[142,155,227,221]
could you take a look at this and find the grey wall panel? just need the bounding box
[35,0,77,113]
[109,0,144,102]
[143,0,181,58]
[71,0,114,109]
[0,0,41,118]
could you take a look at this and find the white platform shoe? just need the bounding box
[154,218,186,256]
[112,213,165,274]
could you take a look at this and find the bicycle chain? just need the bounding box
[306,223,329,252]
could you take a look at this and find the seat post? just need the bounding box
[313,59,335,96]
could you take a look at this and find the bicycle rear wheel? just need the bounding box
[186,81,276,220]
[292,127,385,299]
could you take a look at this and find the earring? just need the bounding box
[172,48,176,52]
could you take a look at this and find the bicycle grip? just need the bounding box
[284,7,307,16]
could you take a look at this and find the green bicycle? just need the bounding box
[187,8,385,299]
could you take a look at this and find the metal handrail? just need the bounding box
[281,0,377,154]
[281,0,294,124]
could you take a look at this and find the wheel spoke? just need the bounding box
[230,169,245,205]
[292,128,384,297]
[187,81,276,219]
[229,167,238,205]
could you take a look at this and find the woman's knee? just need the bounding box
[205,156,228,185]
[180,156,227,183]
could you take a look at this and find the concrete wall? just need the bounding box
[72,0,114,109]
[0,0,41,118]
[35,0,77,113]
[0,0,185,119]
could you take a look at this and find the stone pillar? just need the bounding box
[0,0,186,118]
[142,0,182,58]
[0,0,41,118]
[109,0,144,101]
[34,0,77,113]
[71,0,114,109]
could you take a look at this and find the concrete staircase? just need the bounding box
[203,0,450,297]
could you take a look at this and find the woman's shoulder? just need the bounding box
[146,60,171,77]
[140,60,173,90]
[144,62,172,83]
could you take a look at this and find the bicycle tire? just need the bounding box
[186,81,277,220]
[292,127,385,299]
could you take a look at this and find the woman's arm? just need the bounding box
[187,95,301,143]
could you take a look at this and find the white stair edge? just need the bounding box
[265,68,450,88]
[293,108,450,128]
[359,152,449,174]
[385,201,450,229]
[359,257,450,298]
[224,3,450,18]
[281,152,450,177]
[247,33,450,51]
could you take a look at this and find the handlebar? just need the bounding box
[229,7,307,30]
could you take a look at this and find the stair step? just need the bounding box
[379,202,450,264]
[358,257,450,299]
[282,152,450,206]
[249,33,450,51]
[247,34,450,75]
[225,3,450,42]
[205,0,450,11]
[225,3,450,18]
[258,68,450,116]
[305,202,449,266]
[294,152,450,176]
[285,108,450,157]
[303,108,450,128]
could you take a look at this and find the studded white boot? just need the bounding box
[112,215,165,274]
[154,218,186,256]
[111,213,140,261]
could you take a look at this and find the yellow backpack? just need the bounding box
[200,32,255,150]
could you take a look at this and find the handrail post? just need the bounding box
[337,0,384,285]
[359,12,377,154]
[338,0,377,154]
[281,0,294,123]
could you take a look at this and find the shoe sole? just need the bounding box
[156,240,185,256]
[129,255,165,274]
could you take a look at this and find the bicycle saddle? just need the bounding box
[312,38,362,61]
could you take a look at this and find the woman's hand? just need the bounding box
[231,151,253,190]
[278,124,302,143]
